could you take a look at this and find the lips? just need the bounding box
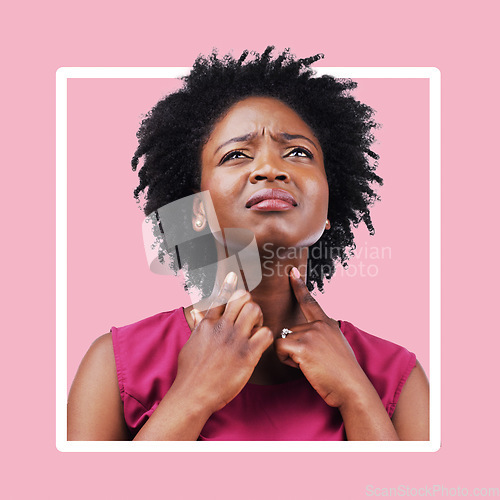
[245,188,298,211]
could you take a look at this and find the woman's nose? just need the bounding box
[249,155,291,184]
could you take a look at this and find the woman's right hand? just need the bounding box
[172,272,273,415]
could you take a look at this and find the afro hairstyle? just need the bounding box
[132,46,382,294]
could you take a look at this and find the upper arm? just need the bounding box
[67,333,130,441]
[391,359,430,440]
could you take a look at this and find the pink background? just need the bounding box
[4,1,499,498]
[67,77,430,388]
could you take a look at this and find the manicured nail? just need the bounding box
[226,272,237,285]
[291,267,301,279]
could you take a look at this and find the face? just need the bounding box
[199,97,329,249]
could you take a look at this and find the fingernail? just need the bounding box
[291,267,301,279]
[226,272,237,285]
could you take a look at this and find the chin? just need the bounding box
[255,229,324,250]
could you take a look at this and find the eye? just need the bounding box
[286,147,313,159]
[220,150,250,164]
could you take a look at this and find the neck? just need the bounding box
[249,261,306,336]
[244,247,310,384]
[212,240,309,334]
[186,239,311,384]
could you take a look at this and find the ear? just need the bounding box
[192,195,207,232]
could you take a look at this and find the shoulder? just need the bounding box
[340,319,416,365]
[339,320,417,417]
[391,359,429,440]
[74,332,116,378]
[111,308,191,414]
[111,308,189,338]
[340,320,414,360]
[111,308,190,342]
[111,307,190,364]
[68,332,130,440]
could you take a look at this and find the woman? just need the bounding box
[67,48,429,441]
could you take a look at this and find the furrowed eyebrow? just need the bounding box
[278,133,318,150]
[214,133,258,154]
[213,131,319,154]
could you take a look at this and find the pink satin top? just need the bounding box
[111,308,416,440]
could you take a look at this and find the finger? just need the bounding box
[248,326,274,354]
[289,266,328,323]
[274,326,306,368]
[223,289,252,322]
[190,308,204,328]
[234,301,264,336]
[204,272,238,320]
[274,338,300,368]
[280,357,300,369]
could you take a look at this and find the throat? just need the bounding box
[248,349,306,385]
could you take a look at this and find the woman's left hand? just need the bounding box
[274,267,373,409]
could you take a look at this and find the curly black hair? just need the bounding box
[132,46,382,294]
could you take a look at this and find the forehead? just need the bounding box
[208,96,316,141]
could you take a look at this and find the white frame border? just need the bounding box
[56,67,441,452]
